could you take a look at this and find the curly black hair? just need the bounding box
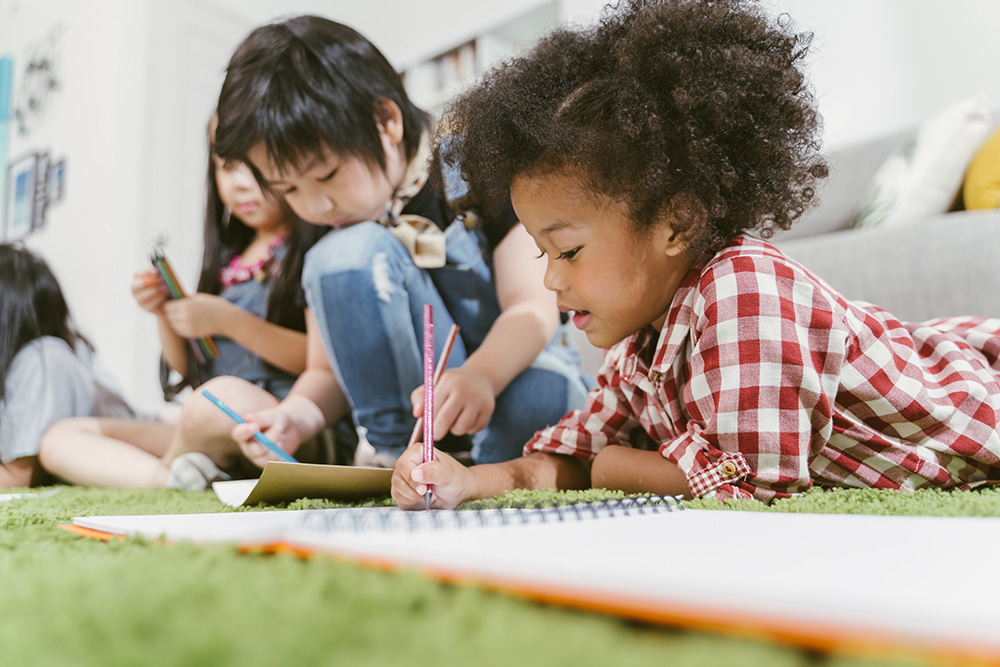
[435,0,828,256]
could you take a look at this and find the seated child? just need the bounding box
[0,244,133,487]
[38,115,335,489]
[215,15,591,467]
[392,0,1000,509]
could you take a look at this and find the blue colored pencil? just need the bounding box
[201,389,297,463]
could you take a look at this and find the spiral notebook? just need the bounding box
[65,500,1000,663]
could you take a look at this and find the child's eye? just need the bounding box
[318,168,338,182]
[557,247,581,260]
[283,186,297,196]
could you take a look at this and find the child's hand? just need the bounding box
[132,269,168,314]
[231,408,301,469]
[392,440,475,510]
[163,294,235,338]
[410,367,495,439]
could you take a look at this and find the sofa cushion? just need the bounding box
[776,210,1000,322]
[850,94,992,229]
[775,132,904,242]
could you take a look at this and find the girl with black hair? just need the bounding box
[0,244,132,487]
[215,15,591,469]
[39,116,336,489]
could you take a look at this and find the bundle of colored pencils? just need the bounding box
[150,248,219,364]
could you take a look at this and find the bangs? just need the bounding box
[215,16,431,177]
[257,52,384,174]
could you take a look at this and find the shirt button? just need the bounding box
[720,461,738,477]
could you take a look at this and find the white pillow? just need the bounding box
[851,94,993,228]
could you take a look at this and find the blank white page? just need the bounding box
[70,505,1000,657]
[284,509,1000,655]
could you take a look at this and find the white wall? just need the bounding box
[776,0,1000,149]
[1,0,158,409]
[212,0,1000,149]
[1,0,999,414]
[0,0,251,413]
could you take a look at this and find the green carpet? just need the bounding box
[3,484,998,667]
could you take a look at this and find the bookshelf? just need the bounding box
[401,0,561,115]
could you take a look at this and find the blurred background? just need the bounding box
[1,0,999,414]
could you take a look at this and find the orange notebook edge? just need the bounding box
[63,523,1000,666]
[59,524,124,541]
[262,540,1000,667]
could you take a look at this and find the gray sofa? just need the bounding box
[774,131,1000,323]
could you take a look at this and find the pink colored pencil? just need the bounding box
[422,305,435,510]
[406,323,460,450]
[406,321,459,510]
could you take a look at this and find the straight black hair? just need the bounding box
[163,126,328,399]
[197,140,326,331]
[214,15,431,173]
[0,244,86,403]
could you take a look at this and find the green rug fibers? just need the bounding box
[3,485,998,667]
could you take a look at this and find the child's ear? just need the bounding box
[662,191,707,256]
[662,227,687,257]
[375,99,404,146]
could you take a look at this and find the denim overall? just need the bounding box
[203,248,296,400]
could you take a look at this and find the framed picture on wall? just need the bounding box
[31,152,49,231]
[48,159,65,204]
[4,153,38,242]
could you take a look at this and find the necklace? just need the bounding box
[219,235,286,288]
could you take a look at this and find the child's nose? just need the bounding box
[231,163,257,188]
[306,192,335,219]
[542,258,568,293]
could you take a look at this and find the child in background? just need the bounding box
[215,16,590,468]
[393,0,1000,509]
[39,116,335,489]
[0,244,133,487]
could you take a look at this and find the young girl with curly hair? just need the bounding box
[393,0,1000,509]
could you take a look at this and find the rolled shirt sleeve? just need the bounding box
[659,253,846,501]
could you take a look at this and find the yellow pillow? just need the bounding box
[964,123,1000,209]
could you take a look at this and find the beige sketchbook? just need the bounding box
[212,461,391,507]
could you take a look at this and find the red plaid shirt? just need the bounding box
[525,236,1000,502]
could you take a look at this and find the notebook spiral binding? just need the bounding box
[299,495,684,534]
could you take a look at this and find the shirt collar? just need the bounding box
[652,252,707,372]
[653,236,768,374]
[612,244,719,380]
[610,233,769,380]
